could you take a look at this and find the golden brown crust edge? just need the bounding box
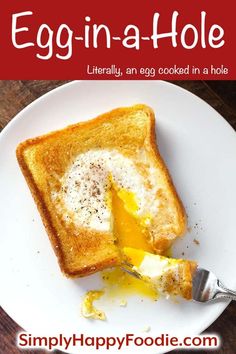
[16,142,65,274]
[16,105,144,277]
[16,140,120,278]
[146,105,186,252]
[16,104,186,277]
[182,261,197,300]
[15,104,148,149]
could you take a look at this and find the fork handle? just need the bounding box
[214,280,236,301]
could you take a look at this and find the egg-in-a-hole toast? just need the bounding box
[16,104,186,277]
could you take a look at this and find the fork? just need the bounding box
[122,263,236,302]
[192,267,236,302]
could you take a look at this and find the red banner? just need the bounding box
[0,0,235,79]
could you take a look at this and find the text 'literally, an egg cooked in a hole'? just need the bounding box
[16,104,189,293]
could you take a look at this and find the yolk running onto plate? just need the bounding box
[81,290,106,320]
[101,185,157,301]
[102,268,157,300]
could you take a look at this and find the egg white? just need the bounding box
[53,149,160,231]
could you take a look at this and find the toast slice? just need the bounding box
[16,104,186,277]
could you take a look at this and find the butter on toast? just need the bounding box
[16,104,186,277]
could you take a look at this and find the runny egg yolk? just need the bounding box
[81,290,106,320]
[111,184,153,252]
[122,247,146,267]
[100,184,157,301]
[102,267,157,300]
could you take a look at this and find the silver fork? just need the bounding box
[192,267,236,302]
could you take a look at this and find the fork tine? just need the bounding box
[121,262,142,279]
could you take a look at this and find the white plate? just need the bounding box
[1,81,236,353]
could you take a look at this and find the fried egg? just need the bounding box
[53,148,160,250]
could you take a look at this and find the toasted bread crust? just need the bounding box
[147,108,186,252]
[177,260,197,300]
[16,104,186,277]
[17,142,120,278]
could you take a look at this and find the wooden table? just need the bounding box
[0,80,235,353]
